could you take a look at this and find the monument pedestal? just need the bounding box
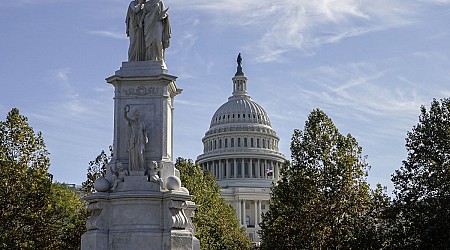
[82,61,198,250]
[81,189,198,250]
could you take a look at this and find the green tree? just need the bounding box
[390,98,450,249]
[82,146,112,194]
[260,109,389,249]
[0,108,88,249]
[175,158,253,250]
[0,108,53,249]
[46,182,88,250]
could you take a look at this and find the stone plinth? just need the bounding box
[81,189,199,250]
[106,61,182,187]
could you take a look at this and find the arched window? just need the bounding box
[225,138,228,148]
[231,138,234,147]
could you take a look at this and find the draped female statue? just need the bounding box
[126,0,146,61]
[126,0,171,62]
[124,105,148,171]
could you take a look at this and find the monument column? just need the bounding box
[234,158,238,178]
[258,200,262,224]
[242,200,247,227]
[257,159,260,178]
[254,200,258,227]
[237,199,242,225]
[249,158,253,178]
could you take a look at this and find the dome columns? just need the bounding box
[232,75,248,97]
[200,158,282,180]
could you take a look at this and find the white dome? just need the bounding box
[210,96,271,128]
[197,56,284,162]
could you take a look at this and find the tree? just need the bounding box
[0,108,88,249]
[46,182,88,250]
[175,158,253,250]
[0,108,53,249]
[82,146,112,194]
[260,109,389,249]
[390,98,450,249]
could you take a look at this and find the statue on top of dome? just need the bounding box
[235,53,244,76]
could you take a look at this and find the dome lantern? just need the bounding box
[232,53,248,97]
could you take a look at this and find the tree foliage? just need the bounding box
[175,158,253,250]
[47,183,88,250]
[82,146,112,194]
[0,108,87,249]
[0,108,53,249]
[260,109,389,249]
[390,98,450,249]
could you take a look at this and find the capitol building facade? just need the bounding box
[196,55,286,243]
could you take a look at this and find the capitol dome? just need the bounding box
[196,54,286,244]
[210,96,272,127]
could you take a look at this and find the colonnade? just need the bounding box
[200,158,281,180]
[235,199,266,227]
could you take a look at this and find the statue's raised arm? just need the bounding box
[124,105,132,123]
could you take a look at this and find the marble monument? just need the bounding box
[81,1,198,249]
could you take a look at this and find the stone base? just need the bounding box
[82,230,199,250]
[114,61,168,77]
[81,191,199,250]
[170,230,200,250]
[117,175,160,192]
[82,230,108,250]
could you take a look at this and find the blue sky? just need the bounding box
[1,0,450,195]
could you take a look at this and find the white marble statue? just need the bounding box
[126,0,171,62]
[124,105,148,171]
[147,161,164,189]
[126,0,146,61]
[110,162,129,191]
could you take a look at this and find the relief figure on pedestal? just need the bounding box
[147,161,164,189]
[124,105,148,171]
[126,0,171,62]
[110,162,129,191]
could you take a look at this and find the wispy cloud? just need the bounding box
[50,68,77,98]
[298,62,422,117]
[88,30,127,40]
[172,0,446,62]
